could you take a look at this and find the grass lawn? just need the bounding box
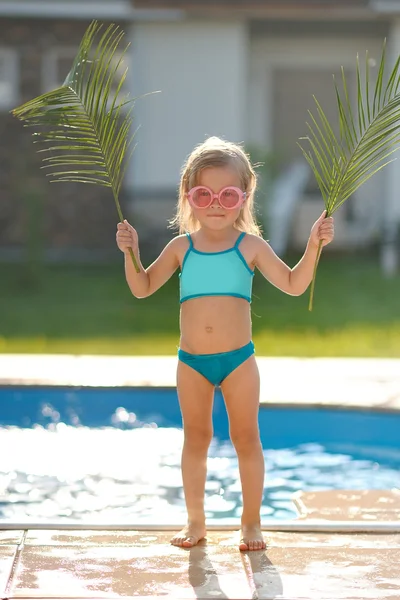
[1,253,400,357]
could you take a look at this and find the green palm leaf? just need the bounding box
[11,20,141,271]
[298,40,400,310]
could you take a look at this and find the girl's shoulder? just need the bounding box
[240,232,268,247]
[239,233,270,265]
[166,233,190,247]
[166,234,191,262]
[172,233,191,247]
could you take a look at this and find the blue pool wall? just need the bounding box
[1,386,399,450]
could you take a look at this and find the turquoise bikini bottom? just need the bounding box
[178,341,255,386]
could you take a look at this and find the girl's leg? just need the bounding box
[220,355,266,551]
[170,360,215,548]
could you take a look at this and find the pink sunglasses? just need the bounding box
[187,186,246,210]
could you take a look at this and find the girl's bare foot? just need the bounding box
[239,523,266,551]
[170,522,206,548]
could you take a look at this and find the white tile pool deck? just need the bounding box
[1,353,400,599]
[2,353,400,410]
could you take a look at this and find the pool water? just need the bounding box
[1,386,399,523]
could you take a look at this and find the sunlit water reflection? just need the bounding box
[1,422,399,523]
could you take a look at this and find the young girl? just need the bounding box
[116,136,334,551]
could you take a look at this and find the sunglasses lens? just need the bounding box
[192,187,212,208]
[220,188,241,209]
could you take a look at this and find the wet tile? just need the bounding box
[243,546,400,599]
[24,530,159,547]
[10,532,252,598]
[266,531,400,549]
[294,489,400,521]
[299,509,400,521]
[0,531,24,545]
[8,529,400,599]
[0,544,17,598]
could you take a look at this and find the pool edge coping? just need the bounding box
[1,353,400,412]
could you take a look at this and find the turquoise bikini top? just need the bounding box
[179,231,254,303]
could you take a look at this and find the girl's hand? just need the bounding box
[309,210,334,248]
[116,219,139,254]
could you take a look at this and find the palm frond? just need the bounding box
[11,20,141,271]
[298,40,400,310]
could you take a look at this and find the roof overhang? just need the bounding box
[0,1,184,20]
[130,1,382,21]
[1,0,396,22]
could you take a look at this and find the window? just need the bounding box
[42,47,77,93]
[42,47,130,109]
[0,48,19,110]
[272,66,356,198]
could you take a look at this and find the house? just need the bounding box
[1,0,399,265]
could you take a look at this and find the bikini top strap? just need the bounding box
[186,232,193,249]
[234,232,246,248]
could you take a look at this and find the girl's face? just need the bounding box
[188,166,244,230]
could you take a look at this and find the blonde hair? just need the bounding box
[170,136,262,236]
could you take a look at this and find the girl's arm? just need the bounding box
[117,220,182,298]
[254,210,334,296]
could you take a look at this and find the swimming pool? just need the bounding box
[1,386,399,524]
